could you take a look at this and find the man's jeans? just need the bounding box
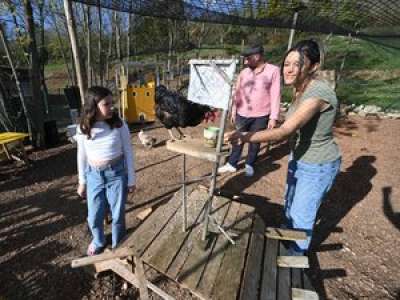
[86,158,127,250]
[284,157,341,252]
[228,114,268,168]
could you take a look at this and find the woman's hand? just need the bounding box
[128,185,136,194]
[77,184,86,199]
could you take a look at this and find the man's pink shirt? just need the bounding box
[233,63,281,120]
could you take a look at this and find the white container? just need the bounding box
[203,126,220,147]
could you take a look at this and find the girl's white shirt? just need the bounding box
[76,121,135,187]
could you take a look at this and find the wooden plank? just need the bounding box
[146,188,209,273]
[104,259,175,300]
[136,207,153,221]
[278,242,291,300]
[291,268,302,290]
[71,247,135,268]
[260,238,278,300]
[119,186,194,253]
[177,197,231,290]
[135,257,150,300]
[164,189,221,280]
[238,214,266,300]
[166,138,229,162]
[266,227,307,241]
[292,288,319,300]
[196,201,241,299]
[211,204,254,300]
[94,260,112,274]
[302,272,314,292]
[277,256,309,269]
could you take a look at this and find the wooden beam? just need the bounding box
[260,238,278,300]
[211,204,254,300]
[265,227,307,241]
[278,242,291,300]
[292,288,319,300]
[103,259,175,300]
[239,215,265,300]
[71,247,136,268]
[135,257,149,300]
[197,201,241,299]
[277,256,309,269]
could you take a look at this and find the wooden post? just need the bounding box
[64,0,86,105]
[337,33,353,83]
[287,10,299,50]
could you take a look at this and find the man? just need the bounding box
[218,44,281,177]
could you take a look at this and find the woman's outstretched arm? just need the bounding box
[226,97,325,145]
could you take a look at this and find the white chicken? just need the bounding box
[138,130,156,149]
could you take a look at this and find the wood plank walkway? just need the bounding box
[119,186,317,300]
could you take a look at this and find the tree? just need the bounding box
[23,0,46,148]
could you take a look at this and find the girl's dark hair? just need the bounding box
[79,86,122,139]
[280,39,323,80]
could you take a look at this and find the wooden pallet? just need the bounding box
[240,216,318,300]
[72,186,318,300]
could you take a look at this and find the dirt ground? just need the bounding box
[0,115,399,300]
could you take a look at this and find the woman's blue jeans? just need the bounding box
[284,157,341,252]
[86,159,127,250]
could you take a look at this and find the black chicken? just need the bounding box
[155,85,215,139]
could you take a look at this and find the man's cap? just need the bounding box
[241,44,264,57]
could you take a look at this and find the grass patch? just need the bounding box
[337,78,400,110]
[325,37,400,70]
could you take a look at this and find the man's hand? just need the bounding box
[128,185,136,194]
[224,130,246,145]
[77,184,86,199]
[230,114,236,125]
[267,119,277,130]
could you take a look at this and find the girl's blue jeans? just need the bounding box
[86,158,127,250]
[284,156,341,252]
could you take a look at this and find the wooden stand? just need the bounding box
[166,60,236,243]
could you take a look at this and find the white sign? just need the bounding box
[188,59,237,110]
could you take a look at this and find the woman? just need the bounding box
[226,39,341,255]
[76,86,136,255]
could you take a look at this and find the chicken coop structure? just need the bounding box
[117,62,163,124]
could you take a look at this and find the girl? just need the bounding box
[226,39,341,255]
[76,86,135,256]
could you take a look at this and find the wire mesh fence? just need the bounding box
[72,0,400,49]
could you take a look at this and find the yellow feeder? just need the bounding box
[118,62,162,124]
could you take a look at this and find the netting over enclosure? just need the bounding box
[72,0,400,48]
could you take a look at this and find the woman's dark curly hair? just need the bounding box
[79,86,122,139]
